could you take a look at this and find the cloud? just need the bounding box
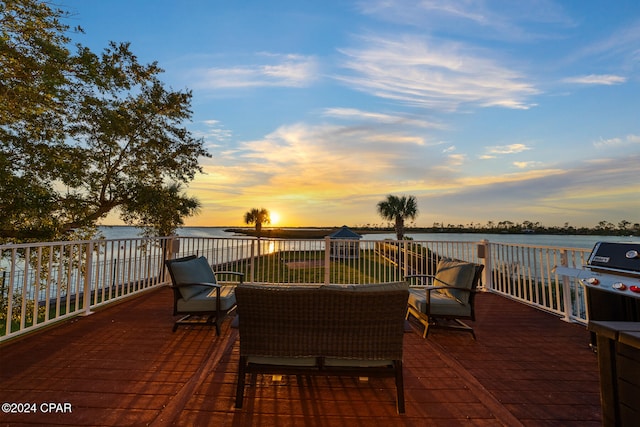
[485,143,532,155]
[513,161,542,169]
[566,18,640,68]
[356,0,573,41]
[419,154,640,225]
[593,134,640,148]
[193,54,319,89]
[337,35,539,111]
[322,108,442,129]
[563,74,626,85]
[194,120,232,143]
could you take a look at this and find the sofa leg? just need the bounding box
[235,357,247,408]
[395,360,405,414]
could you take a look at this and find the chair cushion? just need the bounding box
[176,285,236,312]
[428,292,470,316]
[408,288,470,317]
[408,288,428,314]
[170,256,217,301]
[434,259,476,304]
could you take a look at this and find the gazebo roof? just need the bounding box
[328,225,362,239]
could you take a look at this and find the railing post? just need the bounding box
[560,249,573,322]
[82,241,94,316]
[401,240,408,280]
[478,239,493,291]
[324,236,331,285]
[249,239,256,283]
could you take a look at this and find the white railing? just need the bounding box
[483,241,591,322]
[1,237,172,342]
[1,235,591,342]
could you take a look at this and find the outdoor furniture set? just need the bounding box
[164,255,483,414]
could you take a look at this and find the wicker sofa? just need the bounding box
[234,282,409,414]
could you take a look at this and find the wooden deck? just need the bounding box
[0,287,601,426]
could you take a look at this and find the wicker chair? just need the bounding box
[164,255,244,334]
[406,259,483,339]
[234,282,409,414]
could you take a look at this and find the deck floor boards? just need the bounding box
[0,287,601,426]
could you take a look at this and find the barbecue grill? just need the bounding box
[556,241,640,426]
[556,241,640,330]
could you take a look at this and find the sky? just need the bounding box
[62,0,639,229]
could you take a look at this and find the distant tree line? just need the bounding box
[358,219,639,236]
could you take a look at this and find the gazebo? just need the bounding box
[327,225,362,259]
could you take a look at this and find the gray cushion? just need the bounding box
[324,358,393,367]
[321,282,408,292]
[408,288,470,317]
[176,285,236,312]
[408,288,428,313]
[428,292,470,316]
[247,356,318,367]
[434,259,476,304]
[170,256,217,301]
[245,356,394,368]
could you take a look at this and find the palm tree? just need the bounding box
[376,195,419,240]
[244,208,270,236]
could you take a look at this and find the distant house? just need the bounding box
[328,226,362,259]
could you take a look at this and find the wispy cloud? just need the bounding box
[195,120,232,143]
[356,0,573,41]
[485,143,532,155]
[563,74,626,85]
[566,18,640,67]
[337,35,539,111]
[193,54,319,89]
[322,108,441,129]
[513,161,542,169]
[594,134,640,148]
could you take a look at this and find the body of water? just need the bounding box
[99,226,637,250]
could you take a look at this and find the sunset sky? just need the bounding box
[64,0,639,228]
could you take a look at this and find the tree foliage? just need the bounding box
[1,0,210,243]
[377,195,419,240]
[244,208,270,236]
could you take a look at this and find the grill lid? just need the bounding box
[587,242,640,275]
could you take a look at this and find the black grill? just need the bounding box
[580,242,640,426]
[582,242,640,332]
[587,241,640,276]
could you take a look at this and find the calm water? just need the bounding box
[99,226,637,250]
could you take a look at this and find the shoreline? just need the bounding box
[223,227,638,239]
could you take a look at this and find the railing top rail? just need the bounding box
[0,236,176,251]
[487,241,592,251]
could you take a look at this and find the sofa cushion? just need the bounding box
[176,285,236,312]
[170,256,217,300]
[321,281,408,292]
[434,259,476,304]
[247,356,317,367]
[324,358,394,367]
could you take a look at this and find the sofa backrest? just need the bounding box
[236,283,409,361]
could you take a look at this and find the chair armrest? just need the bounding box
[174,282,221,289]
[215,271,245,284]
[426,285,476,293]
[406,274,435,287]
